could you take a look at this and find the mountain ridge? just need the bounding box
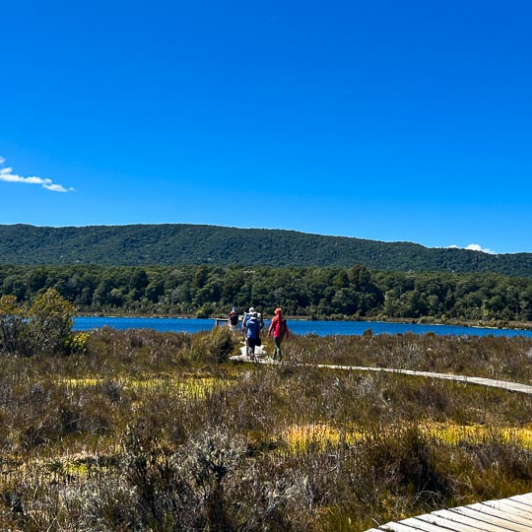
[1,223,532,277]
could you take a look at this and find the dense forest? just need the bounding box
[1,264,532,324]
[2,223,532,277]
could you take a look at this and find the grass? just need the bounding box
[1,329,532,530]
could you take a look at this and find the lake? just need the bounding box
[73,316,532,338]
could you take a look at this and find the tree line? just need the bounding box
[1,264,531,324]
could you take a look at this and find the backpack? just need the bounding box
[247,317,260,338]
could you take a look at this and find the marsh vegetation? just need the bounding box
[1,309,532,530]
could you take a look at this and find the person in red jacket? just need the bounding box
[267,307,290,361]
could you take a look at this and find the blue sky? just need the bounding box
[1,0,531,254]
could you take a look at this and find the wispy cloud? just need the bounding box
[449,243,497,254]
[0,156,74,193]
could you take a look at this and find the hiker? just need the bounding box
[241,306,255,336]
[228,307,239,332]
[244,310,263,360]
[267,307,290,361]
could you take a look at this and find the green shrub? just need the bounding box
[0,289,77,356]
[64,332,90,354]
[27,288,76,355]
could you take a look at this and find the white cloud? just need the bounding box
[448,243,496,254]
[0,156,74,193]
[465,243,496,254]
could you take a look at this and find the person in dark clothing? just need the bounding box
[228,307,239,332]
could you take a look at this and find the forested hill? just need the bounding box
[2,223,532,277]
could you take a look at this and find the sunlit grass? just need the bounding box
[281,421,532,455]
[423,422,532,448]
[62,378,101,387]
[282,423,363,453]
[62,375,232,398]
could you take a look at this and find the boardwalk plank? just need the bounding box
[452,506,532,531]
[432,508,517,531]
[431,509,524,532]
[482,500,532,522]
[368,504,532,532]
[512,495,532,507]
[378,522,425,531]
[469,501,532,526]
[404,515,484,532]
[503,500,532,513]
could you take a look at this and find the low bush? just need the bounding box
[0,288,76,356]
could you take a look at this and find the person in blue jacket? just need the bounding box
[241,307,254,330]
[243,310,263,360]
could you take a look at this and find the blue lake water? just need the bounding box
[74,316,532,338]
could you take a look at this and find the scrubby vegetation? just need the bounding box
[1,317,532,530]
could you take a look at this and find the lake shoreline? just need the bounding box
[75,312,532,332]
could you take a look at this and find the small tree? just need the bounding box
[0,294,26,353]
[27,288,76,354]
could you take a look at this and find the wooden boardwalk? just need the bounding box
[304,364,532,395]
[366,493,532,531]
[233,348,532,396]
[231,346,532,530]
